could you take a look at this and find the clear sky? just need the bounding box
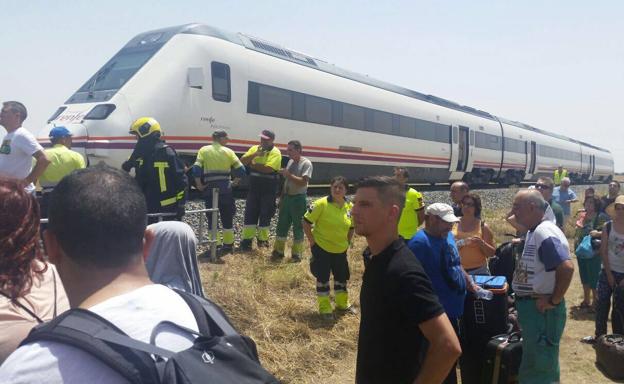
[2,0,623,171]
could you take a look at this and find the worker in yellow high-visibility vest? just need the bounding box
[394,167,425,241]
[38,126,86,218]
[192,130,246,255]
[553,165,568,186]
[239,130,282,251]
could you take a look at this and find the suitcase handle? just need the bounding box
[605,335,624,344]
[508,332,521,343]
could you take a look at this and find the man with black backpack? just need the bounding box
[0,165,277,384]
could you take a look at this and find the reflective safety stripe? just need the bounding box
[249,171,278,179]
[292,241,304,255]
[273,237,286,253]
[204,170,230,182]
[335,291,349,310]
[242,225,257,240]
[317,295,332,314]
[334,281,347,293]
[222,229,235,245]
[258,226,271,241]
[204,175,230,181]
[205,171,230,176]
[316,281,330,294]
[153,161,169,192]
[176,190,185,200]
[160,196,177,206]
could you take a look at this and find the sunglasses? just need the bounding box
[535,184,552,190]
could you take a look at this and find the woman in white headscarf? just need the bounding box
[144,221,204,297]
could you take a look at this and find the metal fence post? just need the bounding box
[198,206,205,249]
[211,188,219,262]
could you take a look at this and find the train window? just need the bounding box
[75,48,159,96]
[475,132,502,150]
[504,137,524,153]
[47,107,67,123]
[342,104,365,130]
[305,95,332,125]
[84,104,116,120]
[258,85,292,119]
[292,92,305,121]
[399,117,416,138]
[211,62,231,102]
[373,111,393,134]
[247,82,259,113]
[452,126,458,144]
[435,125,450,143]
[332,101,343,126]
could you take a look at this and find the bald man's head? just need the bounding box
[512,189,547,229]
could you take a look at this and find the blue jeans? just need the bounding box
[595,269,624,336]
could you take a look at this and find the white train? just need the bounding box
[39,23,614,184]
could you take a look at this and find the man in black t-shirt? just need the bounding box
[352,176,461,384]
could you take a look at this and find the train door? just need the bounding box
[590,155,596,179]
[524,140,537,179]
[449,125,471,180]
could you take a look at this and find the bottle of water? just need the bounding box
[475,285,494,300]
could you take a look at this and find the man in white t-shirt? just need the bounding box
[0,101,50,193]
[0,165,199,383]
[510,189,574,384]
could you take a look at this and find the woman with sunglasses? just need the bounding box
[574,196,609,311]
[452,193,496,275]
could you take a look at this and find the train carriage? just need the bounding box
[39,23,613,184]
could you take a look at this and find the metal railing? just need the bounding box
[39,188,221,262]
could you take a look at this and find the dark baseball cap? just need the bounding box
[259,130,275,140]
[212,130,228,139]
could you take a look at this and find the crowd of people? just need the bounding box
[1,100,624,383]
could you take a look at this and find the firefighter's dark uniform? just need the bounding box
[126,139,187,223]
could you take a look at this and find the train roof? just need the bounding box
[129,23,611,155]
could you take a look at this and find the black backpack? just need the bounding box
[488,241,518,292]
[20,289,280,384]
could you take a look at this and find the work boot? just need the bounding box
[290,254,302,263]
[257,240,270,248]
[239,239,253,252]
[270,250,284,262]
[317,295,333,316]
[335,291,351,311]
[219,244,233,256]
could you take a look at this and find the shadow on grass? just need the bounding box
[570,305,597,321]
[595,362,624,383]
[291,311,338,330]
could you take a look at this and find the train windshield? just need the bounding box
[66,44,163,104]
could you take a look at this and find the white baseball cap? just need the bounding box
[425,203,460,223]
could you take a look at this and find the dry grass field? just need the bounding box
[198,185,618,383]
